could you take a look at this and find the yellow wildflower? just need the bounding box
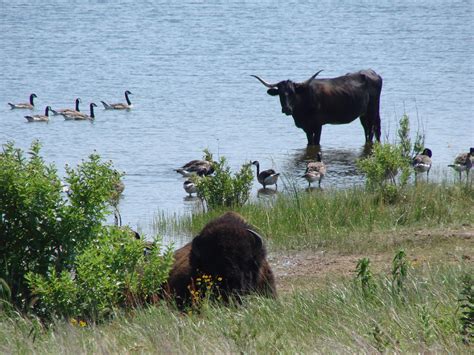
[70,318,78,326]
[79,320,87,327]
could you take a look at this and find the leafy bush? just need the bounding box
[26,228,174,321]
[195,155,253,210]
[357,143,407,190]
[357,114,425,199]
[0,141,174,319]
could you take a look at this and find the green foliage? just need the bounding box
[1,265,468,353]
[355,258,376,297]
[357,142,406,190]
[398,113,425,159]
[26,227,174,321]
[0,141,125,309]
[392,249,409,293]
[357,114,426,200]
[459,273,473,344]
[195,154,253,210]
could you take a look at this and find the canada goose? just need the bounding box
[101,90,133,110]
[303,152,326,187]
[252,161,280,189]
[24,106,51,122]
[175,159,215,177]
[62,103,97,121]
[412,148,432,181]
[448,148,474,180]
[51,98,81,115]
[183,179,197,196]
[8,93,37,109]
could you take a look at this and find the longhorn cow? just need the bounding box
[252,69,383,146]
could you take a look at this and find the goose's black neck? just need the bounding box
[30,95,35,105]
[75,99,81,111]
[89,104,95,118]
[125,92,131,105]
[254,162,260,177]
[44,106,50,116]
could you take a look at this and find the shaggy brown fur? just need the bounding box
[164,212,276,308]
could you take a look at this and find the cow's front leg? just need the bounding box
[305,131,315,146]
[312,125,322,146]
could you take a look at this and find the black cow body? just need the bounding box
[252,69,383,146]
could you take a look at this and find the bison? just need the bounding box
[164,212,276,308]
[252,69,383,146]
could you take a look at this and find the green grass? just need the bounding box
[2,181,472,353]
[1,263,471,354]
[153,182,473,252]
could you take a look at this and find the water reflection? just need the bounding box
[283,144,369,189]
[305,186,323,193]
[257,187,278,197]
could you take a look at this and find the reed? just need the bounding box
[153,181,473,252]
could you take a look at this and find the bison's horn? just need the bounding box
[251,75,278,88]
[304,70,324,84]
[246,228,263,248]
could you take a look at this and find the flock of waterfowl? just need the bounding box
[8,91,133,122]
[174,146,472,197]
[7,93,473,198]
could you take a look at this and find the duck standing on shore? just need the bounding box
[448,148,473,181]
[412,148,432,182]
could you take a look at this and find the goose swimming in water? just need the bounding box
[62,103,97,121]
[24,106,51,122]
[252,160,280,190]
[448,148,473,181]
[9,93,37,109]
[101,90,133,110]
[302,152,326,188]
[412,148,432,182]
[51,98,81,115]
[175,159,215,177]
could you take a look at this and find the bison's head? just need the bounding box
[252,71,323,115]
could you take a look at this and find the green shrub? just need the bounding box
[392,249,409,293]
[459,273,473,344]
[0,141,120,309]
[357,142,407,190]
[195,154,253,210]
[357,114,425,198]
[26,228,174,322]
[355,257,376,298]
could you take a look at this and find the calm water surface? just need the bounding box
[1,1,473,238]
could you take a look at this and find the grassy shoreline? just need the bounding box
[154,181,473,253]
[1,181,473,353]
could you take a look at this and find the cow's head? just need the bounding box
[252,71,323,115]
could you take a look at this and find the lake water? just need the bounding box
[1,0,473,238]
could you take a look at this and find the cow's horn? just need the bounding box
[251,75,278,88]
[247,228,263,248]
[304,70,324,84]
